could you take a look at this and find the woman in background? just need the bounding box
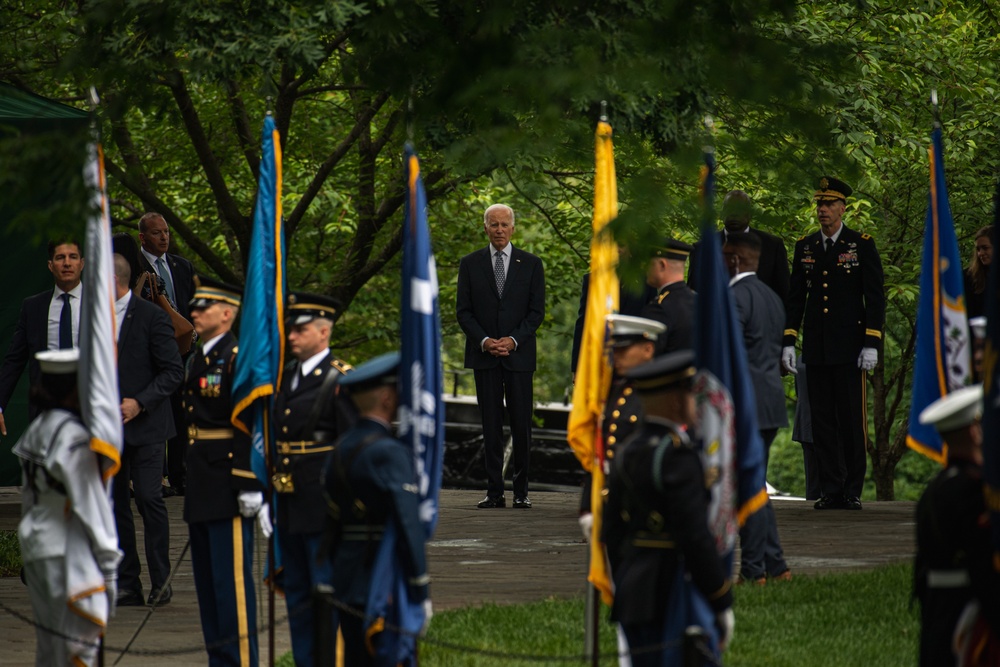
[964,225,993,319]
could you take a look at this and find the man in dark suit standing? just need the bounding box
[689,189,790,303]
[782,177,885,511]
[641,238,695,356]
[456,204,545,510]
[723,233,791,584]
[110,253,184,606]
[0,239,84,436]
[137,211,196,496]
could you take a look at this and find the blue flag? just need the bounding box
[906,127,971,463]
[363,144,443,665]
[981,189,1000,554]
[231,114,286,483]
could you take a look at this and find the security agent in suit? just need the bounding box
[183,277,270,666]
[0,239,84,436]
[914,385,1000,667]
[578,315,665,538]
[110,253,184,607]
[723,233,791,584]
[781,177,885,511]
[456,203,546,510]
[271,291,354,667]
[321,352,431,666]
[640,238,696,356]
[688,189,791,303]
[602,351,735,666]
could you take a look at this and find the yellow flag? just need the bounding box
[567,120,619,604]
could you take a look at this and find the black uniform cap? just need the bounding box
[625,350,696,393]
[287,291,341,325]
[189,275,242,309]
[814,176,853,202]
[651,238,693,262]
[338,351,400,393]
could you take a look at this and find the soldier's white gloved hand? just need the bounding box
[716,607,735,651]
[104,572,118,619]
[578,513,594,543]
[256,507,273,539]
[421,599,433,636]
[238,491,264,518]
[781,347,798,374]
[858,347,878,371]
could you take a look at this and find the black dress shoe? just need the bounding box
[512,497,532,509]
[814,495,846,510]
[845,496,863,510]
[147,584,172,606]
[117,589,145,607]
[477,495,506,509]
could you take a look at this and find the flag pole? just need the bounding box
[265,401,276,667]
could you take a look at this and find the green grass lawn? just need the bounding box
[0,530,21,577]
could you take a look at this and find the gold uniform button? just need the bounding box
[612,410,620,418]
[823,270,828,276]
[629,415,638,423]
[617,398,626,406]
[823,283,828,288]
[228,452,234,459]
[823,308,829,313]
[623,387,633,396]
[823,296,828,301]
[609,424,618,433]
[607,436,616,445]
[282,458,290,465]
[189,439,195,445]
[282,426,289,434]
[187,406,194,412]
[284,409,291,416]
[607,449,615,459]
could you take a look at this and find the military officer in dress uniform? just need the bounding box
[641,238,696,356]
[914,384,1000,667]
[321,352,431,666]
[781,177,885,511]
[578,314,665,539]
[272,291,354,667]
[183,277,268,666]
[602,351,735,667]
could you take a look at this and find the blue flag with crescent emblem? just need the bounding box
[906,126,971,463]
[363,144,443,665]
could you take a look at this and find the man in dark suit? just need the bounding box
[723,233,790,584]
[137,211,197,495]
[271,292,354,667]
[641,238,695,356]
[782,177,885,511]
[457,204,545,510]
[110,253,184,606]
[688,189,790,303]
[0,240,84,436]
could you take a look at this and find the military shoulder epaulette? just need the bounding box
[330,357,353,374]
[232,346,238,354]
[797,235,807,242]
[861,233,872,240]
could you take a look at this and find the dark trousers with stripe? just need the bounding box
[278,528,336,667]
[806,362,868,499]
[474,366,533,499]
[189,516,258,666]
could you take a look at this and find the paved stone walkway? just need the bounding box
[0,487,915,666]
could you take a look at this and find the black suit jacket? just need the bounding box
[456,245,545,372]
[0,290,54,418]
[731,274,788,431]
[689,228,790,304]
[117,295,184,446]
[139,251,196,321]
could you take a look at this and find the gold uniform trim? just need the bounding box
[188,425,234,440]
[865,328,882,339]
[784,328,798,337]
[276,440,334,455]
[232,469,257,480]
[232,517,251,666]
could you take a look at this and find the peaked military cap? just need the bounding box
[918,384,983,433]
[969,316,987,340]
[287,291,341,325]
[189,275,242,309]
[814,176,853,202]
[338,351,400,393]
[36,349,79,375]
[625,349,696,393]
[651,238,693,262]
[607,314,666,349]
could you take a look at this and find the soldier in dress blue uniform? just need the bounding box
[641,238,696,356]
[183,277,268,666]
[272,292,354,667]
[914,385,1000,666]
[602,351,735,667]
[781,177,885,511]
[321,352,431,666]
[578,315,665,538]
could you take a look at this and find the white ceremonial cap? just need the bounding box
[970,317,987,340]
[35,349,80,375]
[918,384,983,433]
[606,314,666,348]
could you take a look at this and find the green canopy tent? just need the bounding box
[0,83,90,485]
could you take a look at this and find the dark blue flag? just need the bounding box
[363,144,443,665]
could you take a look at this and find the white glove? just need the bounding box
[716,607,735,651]
[421,599,433,636]
[256,507,273,539]
[858,347,878,371]
[104,573,118,619]
[238,491,264,518]
[781,347,797,375]
[578,513,594,543]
